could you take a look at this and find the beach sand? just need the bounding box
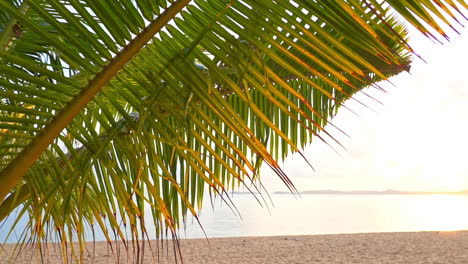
[2,231,468,263]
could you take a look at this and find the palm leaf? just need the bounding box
[0,0,466,262]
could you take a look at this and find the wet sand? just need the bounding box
[2,231,468,263]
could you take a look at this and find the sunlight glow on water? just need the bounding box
[394,195,468,232]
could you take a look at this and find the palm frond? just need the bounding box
[0,0,466,262]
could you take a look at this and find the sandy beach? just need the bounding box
[2,231,468,263]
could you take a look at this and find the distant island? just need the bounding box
[272,189,468,195]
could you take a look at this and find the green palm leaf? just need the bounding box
[0,0,466,262]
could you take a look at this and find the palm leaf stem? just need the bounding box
[0,0,192,202]
[0,184,30,222]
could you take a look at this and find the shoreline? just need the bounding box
[2,231,468,263]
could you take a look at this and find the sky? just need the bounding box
[260,24,468,193]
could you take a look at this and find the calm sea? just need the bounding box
[178,193,468,239]
[3,194,468,242]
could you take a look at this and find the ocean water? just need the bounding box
[3,194,468,242]
[177,193,468,239]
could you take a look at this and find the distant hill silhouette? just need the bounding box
[272,189,468,195]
